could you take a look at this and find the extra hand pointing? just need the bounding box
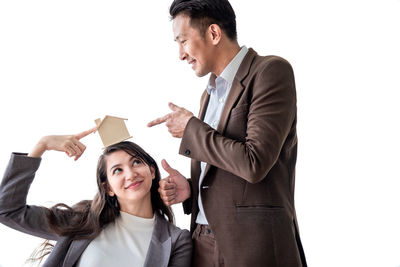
[29,127,97,160]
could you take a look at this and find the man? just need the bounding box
[148,0,307,266]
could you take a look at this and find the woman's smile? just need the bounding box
[125,180,144,190]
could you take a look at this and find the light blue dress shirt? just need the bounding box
[196,46,249,225]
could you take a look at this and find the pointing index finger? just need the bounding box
[147,114,169,127]
[168,102,180,111]
[75,126,98,140]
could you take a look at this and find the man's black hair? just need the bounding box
[169,0,237,41]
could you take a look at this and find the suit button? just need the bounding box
[184,149,191,155]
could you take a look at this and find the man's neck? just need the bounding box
[213,41,241,76]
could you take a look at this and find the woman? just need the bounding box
[0,128,192,267]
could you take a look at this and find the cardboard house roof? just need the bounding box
[95,115,132,147]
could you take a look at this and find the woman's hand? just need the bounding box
[28,127,97,160]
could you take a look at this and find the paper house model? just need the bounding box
[95,115,132,147]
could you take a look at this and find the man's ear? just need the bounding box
[208,24,222,45]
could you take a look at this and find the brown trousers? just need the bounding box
[192,224,224,267]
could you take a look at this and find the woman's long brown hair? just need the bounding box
[30,141,173,263]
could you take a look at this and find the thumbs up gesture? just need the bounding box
[158,159,191,206]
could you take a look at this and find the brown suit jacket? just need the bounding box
[179,48,307,266]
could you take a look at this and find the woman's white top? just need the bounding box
[76,211,155,267]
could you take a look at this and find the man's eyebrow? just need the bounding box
[175,32,187,42]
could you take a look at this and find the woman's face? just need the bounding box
[105,150,155,210]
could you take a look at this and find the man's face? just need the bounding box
[172,14,215,77]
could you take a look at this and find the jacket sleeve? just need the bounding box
[168,229,192,267]
[179,58,296,184]
[182,179,193,215]
[0,153,59,241]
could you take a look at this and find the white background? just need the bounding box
[1,0,399,266]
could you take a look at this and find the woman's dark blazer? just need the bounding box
[0,153,192,267]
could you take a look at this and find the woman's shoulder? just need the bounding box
[153,213,192,265]
[168,221,190,237]
[155,212,190,240]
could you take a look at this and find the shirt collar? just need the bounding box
[206,46,249,94]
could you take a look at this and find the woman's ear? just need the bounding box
[150,166,156,180]
[102,182,115,196]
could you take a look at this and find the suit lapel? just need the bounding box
[198,90,210,121]
[143,213,171,267]
[216,78,245,134]
[191,90,210,185]
[62,239,91,266]
[201,48,257,181]
[217,48,256,134]
[200,80,245,180]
